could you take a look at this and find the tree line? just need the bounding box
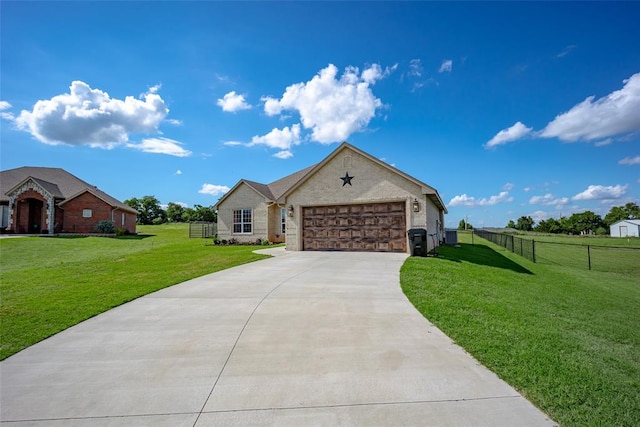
[505,203,639,235]
[124,196,217,225]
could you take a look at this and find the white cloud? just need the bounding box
[556,45,576,58]
[223,141,243,146]
[448,194,476,207]
[217,91,251,112]
[619,156,640,165]
[249,124,301,152]
[409,59,422,77]
[166,119,183,126]
[273,150,293,159]
[0,101,14,121]
[15,81,169,148]
[530,210,549,223]
[361,63,396,84]
[529,193,570,206]
[199,184,230,196]
[448,191,513,207]
[594,138,613,147]
[485,121,533,148]
[439,59,453,73]
[503,182,515,191]
[176,170,182,175]
[480,191,513,206]
[127,137,191,157]
[261,63,389,144]
[539,73,640,142]
[572,184,628,201]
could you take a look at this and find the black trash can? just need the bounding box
[407,228,427,256]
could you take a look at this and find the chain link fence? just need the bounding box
[473,229,640,274]
[473,229,536,262]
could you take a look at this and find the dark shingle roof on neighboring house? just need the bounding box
[1,166,136,213]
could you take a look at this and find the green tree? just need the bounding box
[625,202,640,219]
[506,220,516,229]
[515,216,534,231]
[125,196,165,225]
[604,205,628,226]
[568,211,604,235]
[535,217,562,234]
[603,203,640,226]
[166,202,186,222]
[192,204,217,222]
[458,219,472,230]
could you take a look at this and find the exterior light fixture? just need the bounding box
[412,198,420,212]
[287,205,294,217]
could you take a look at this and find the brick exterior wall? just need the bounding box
[61,193,136,234]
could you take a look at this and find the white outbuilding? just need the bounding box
[609,219,640,237]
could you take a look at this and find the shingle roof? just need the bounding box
[267,165,316,200]
[215,164,316,207]
[1,166,136,213]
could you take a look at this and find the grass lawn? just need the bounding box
[401,232,640,426]
[0,224,270,360]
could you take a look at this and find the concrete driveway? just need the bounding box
[1,249,554,426]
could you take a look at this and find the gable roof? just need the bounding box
[278,142,447,213]
[214,142,447,213]
[1,166,136,213]
[214,165,316,208]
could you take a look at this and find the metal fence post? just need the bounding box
[587,245,591,270]
[532,239,536,263]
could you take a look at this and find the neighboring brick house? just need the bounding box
[0,167,137,234]
[215,142,447,254]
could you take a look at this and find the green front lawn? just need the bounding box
[401,233,640,426]
[0,224,270,360]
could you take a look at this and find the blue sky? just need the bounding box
[1,1,639,228]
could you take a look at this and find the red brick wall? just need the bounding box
[61,193,136,234]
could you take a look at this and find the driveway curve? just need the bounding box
[1,249,554,426]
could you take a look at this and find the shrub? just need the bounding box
[115,228,129,237]
[95,220,115,233]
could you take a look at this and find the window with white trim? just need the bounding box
[121,213,126,226]
[280,208,286,234]
[233,209,252,233]
[82,209,92,218]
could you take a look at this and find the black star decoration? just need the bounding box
[340,172,354,186]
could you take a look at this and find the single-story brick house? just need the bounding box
[0,167,137,234]
[215,142,447,254]
[610,219,640,237]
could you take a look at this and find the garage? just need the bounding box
[302,202,407,252]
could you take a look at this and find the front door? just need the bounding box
[28,199,43,233]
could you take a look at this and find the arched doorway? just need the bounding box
[16,198,45,234]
